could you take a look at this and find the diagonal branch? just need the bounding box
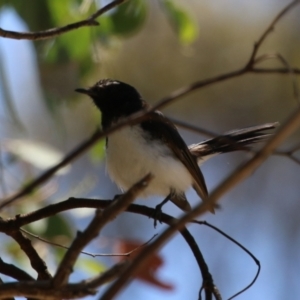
[7,230,51,280]
[0,257,34,281]
[52,173,152,287]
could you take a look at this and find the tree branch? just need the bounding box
[0,258,34,281]
[0,262,128,300]
[246,0,300,67]
[251,67,300,74]
[0,0,127,40]
[193,221,260,300]
[52,173,152,287]
[1,198,219,299]
[7,230,51,280]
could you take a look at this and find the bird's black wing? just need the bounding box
[141,111,213,212]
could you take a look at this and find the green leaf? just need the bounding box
[109,0,148,36]
[46,0,80,25]
[59,29,92,60]
[45,0,94,62]
[75,257,106,275]
[90,139,106,163]
[1,0,52,31]
[43,215,73,239]
[5,240,25,261]
[162,0,198,45]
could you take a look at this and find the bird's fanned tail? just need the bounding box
[189,122,278,162]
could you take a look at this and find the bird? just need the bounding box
[76,79,277,218]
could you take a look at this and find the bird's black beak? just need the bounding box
[75,88,89,95]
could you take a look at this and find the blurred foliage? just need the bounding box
[103,0,147,37]
[161,0,198,45]
[1,0,52,31]
[75,257,106,275]
[0,0,199,130]
[0,0,197,71]
[4,240,27,263]
[90,139,106,162]
[23,214,73,244]
[43,214,73,239]
[0,49,24,130]
[4,139,70,173]
[26,214,74,265]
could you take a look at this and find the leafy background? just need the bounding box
[0,0,299,299]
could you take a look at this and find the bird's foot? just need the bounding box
[151,195,171,228]
[152,203,165,228]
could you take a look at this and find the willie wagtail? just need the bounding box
[76,79,277,215]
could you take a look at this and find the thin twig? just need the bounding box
[192,221,260,300]
[289,142,300,153]
[254,52,300,102]
[274,150,300,165]
[21,228,157,257]
[0,0,127,40]
[169,117,218,137]
[246,0,300,66]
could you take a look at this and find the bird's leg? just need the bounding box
[152,191,173,228]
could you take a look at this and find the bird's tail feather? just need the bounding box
[189,122,278,162]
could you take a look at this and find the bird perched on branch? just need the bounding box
[76,79,277,219]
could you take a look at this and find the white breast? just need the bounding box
[106,125,193,198]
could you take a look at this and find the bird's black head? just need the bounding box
[76,79,146,128]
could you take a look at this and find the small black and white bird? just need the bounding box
[76,79,277,214]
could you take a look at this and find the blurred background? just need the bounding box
[0,0,300,299]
